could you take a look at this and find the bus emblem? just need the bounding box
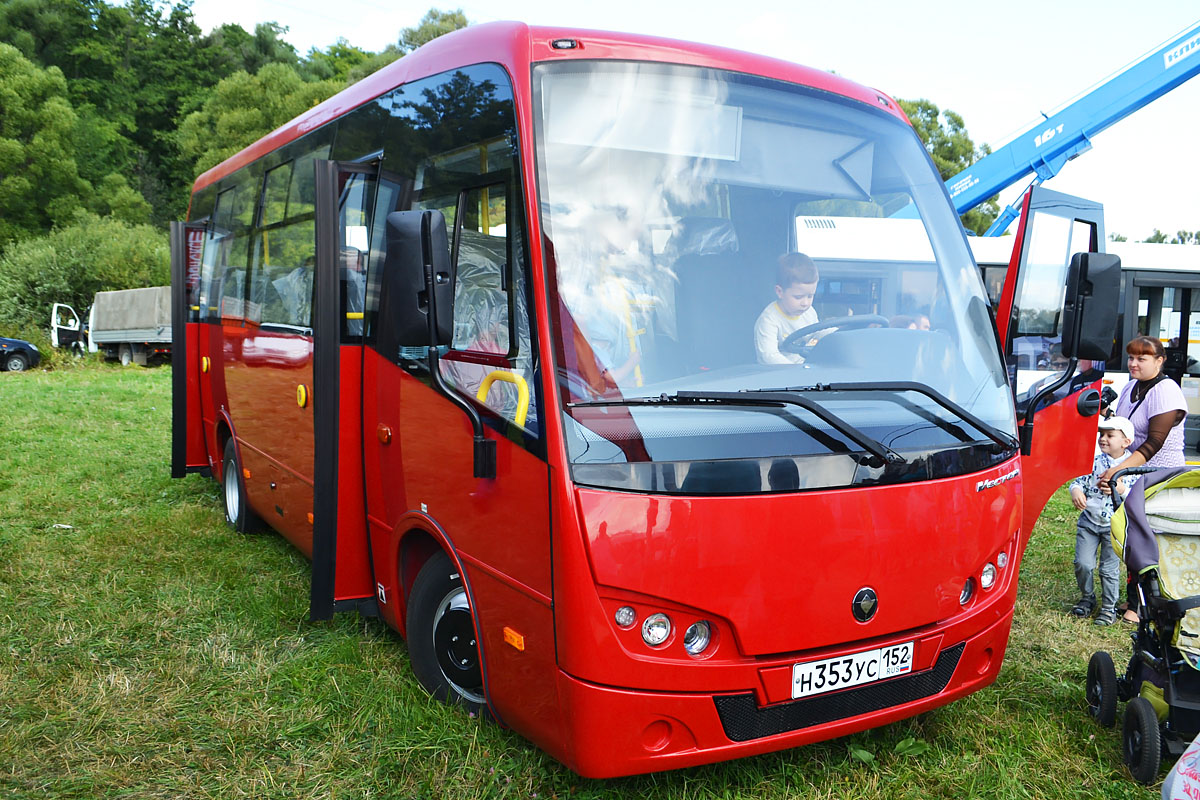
[852,588,878,622]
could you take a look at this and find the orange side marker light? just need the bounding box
[503,627,525,651]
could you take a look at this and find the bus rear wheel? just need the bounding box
[407,551,486,713]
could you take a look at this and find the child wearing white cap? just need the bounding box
[1067,416,1135,626]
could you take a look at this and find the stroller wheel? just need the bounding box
[1086,651,1118,727]
[1123,697,1162,784]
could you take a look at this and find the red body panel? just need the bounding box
[569,462,1021,666]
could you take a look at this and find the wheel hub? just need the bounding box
[433,589,483,701]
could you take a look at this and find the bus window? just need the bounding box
[1008,214,1094,400]
[216,179,256,325]
[339,171,374,338]
[370,64,537,436]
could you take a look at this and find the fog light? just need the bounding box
[997,551,1009,569]
[614,606,637,629]
[960,578,975,605]
[683,621,711,655]
[642,613,671,647]
[981,563,997,590]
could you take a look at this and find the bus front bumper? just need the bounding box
[550,611,1013,778]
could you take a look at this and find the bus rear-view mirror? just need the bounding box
[379,210,455,350]
[1061,251,1120,361]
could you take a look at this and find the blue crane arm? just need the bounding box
[945,21,1200,233]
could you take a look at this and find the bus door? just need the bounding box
[996,185,1109,537]
[1125,272,1200,457]
[358,170,555,732]
[169,221,209,477]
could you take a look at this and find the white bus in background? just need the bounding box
[971,237,1200,458]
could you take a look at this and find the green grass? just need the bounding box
[0,365,1159,798]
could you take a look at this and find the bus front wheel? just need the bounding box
[221,439,260,533]
[407,551,487,713]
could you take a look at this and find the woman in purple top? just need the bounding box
[1099,334,1188,622]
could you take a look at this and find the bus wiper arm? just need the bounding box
[571,392,905,466]
[760,381,1019,452]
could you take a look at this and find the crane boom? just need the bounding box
[946,20,1200,235]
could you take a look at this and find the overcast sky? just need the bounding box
[188,0,1200,241]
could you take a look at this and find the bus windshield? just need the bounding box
[532,61,1016,493]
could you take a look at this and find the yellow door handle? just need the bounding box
[476,371,530,427]
[296,384,309,408]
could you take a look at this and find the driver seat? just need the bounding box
[670,218,760,372]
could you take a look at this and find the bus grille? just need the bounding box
[713,642,965,742]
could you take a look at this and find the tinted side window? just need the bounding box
[251,160,318,332]
[215,179,256,325]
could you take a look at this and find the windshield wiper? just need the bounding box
[754,381,1019,453]
[570,391,905,466]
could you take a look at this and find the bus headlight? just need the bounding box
[980,563,997,590]
[642,613,671,647]
[683,621,711,656]
[997,551,1009,569]
[960,578,975,605]
[614,606,637,629]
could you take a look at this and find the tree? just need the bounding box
[177,62,342,175]
[301,37,372,83]
[898,98,997,235]
[0,43,90,249]
[0,212,167,328]
[201,21,298,77]
[398,8,468,53]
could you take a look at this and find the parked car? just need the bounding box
[0,336,40,372]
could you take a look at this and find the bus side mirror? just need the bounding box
[379,210,455,350]
[1061,252,1120,361]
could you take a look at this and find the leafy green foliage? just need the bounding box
[0,213,167,328]
[1144,228,1199,244]
[201,21,299,76]
[898,98,998,235]
[176,62,342,175]
[0,43,90,248]
[300,37,373,82]
[398,8,468,53]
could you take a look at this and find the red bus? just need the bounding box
[169,22,1120,777]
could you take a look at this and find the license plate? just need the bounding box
[791,641,914,699]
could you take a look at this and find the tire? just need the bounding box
[406,551,486,712]
[119,344,132,366]
[1087,651,1118,728]
[5,353,28,372]
[221,439,260,533]
[1123,696,1162,784]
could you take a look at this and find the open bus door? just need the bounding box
[169,220,209,478]
[996,185,1121,538]
[309,159,379,622]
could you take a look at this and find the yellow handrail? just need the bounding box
[476,370,530,427]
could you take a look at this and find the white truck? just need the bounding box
[51,286,172,366]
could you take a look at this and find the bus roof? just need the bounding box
[191,21,910,194]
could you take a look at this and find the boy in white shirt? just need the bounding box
[754,253,819,365]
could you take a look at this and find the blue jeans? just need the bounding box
[1075,514,1119,612]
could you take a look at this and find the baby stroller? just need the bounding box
[1087,465,1200,784]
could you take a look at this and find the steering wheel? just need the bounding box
[779,314,890,357]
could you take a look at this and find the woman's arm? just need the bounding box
[1098,408,1185,490]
